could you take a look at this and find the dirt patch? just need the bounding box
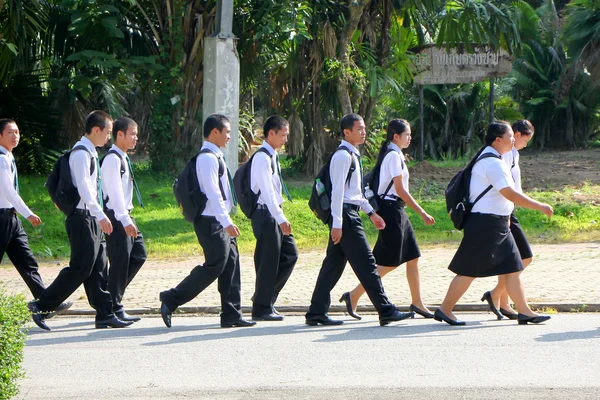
[410,148,600,191]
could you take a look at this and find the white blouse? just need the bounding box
[470,146,515,216]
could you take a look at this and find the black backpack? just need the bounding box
[45,145,94,216]
[445,149,501,230]
[173,149,225,223]
[308,146,356,224]
[363,148,403,212]
[100,149,126,205]
[233,147,273,218]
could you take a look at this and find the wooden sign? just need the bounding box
[413,45,513,85]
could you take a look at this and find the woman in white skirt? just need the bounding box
[481,120,536,320]
[435,121,554,326]
[339,119,436,319]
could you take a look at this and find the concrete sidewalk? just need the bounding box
[1,242,599,314]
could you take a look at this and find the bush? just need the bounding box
[0,289,29,400]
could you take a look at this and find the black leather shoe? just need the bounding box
[95,316,133,329]
[252,312,284,321]
[434,309,466,326]
[46,301,74,320]
[339,292,362,320]
[481,291,503,320]
[517,314,551,325]
[409,304,434,319]
[221,318,257,328]
[28,301,51,331]
[500,308,518,320]
[115,310,141,322]
[380,310,415,326]
[305,314,344,326]
[271,307,282,316]
[159,292,172,328]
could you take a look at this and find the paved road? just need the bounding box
[19,314,600,399]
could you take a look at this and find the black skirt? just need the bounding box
[510,214,533,260]
[373,200,421,266]
[448,213,524,277]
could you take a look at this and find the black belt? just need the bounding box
[472,212,509,221]
[0,208,16,215]
[72,209,91,216]
[343,203,360,211]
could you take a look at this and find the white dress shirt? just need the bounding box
[470,146,515,216]
[330,140,374,229]
[250,142,287,224]
[70,137,107,221]
[101,145,134,226]
[196,142,233,228]
[502,147,522,193]
[377,143,409,199]
[0,145,32,218]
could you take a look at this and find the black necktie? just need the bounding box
[275,154,292,201]
[11,157,19,194]
[95,157,103,208]
[126,155,144,208]
[357,153,364,195]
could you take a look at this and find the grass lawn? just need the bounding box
[10,167,600,261]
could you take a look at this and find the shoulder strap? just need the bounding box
[102,149,126,176]
[253,147,275,175]
[471,152,501,206]
[335,146,356,185]
[199,148,224,177]
[72,145,94,175]
[379,148,401,199]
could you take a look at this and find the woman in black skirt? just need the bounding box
[481,120,536,320]
[339,119,436,320]
[435,121,554,326]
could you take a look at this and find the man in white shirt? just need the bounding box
[29,111,132,331]
[159,114,255,329]
[305,114,414,326]
[0,119,71,315]
[249,115,298,321]
[101,117,147,323]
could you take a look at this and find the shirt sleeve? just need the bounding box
[197,154,233,228]
[70,149,107,221]
[101,155,133,226]
[486,159,514,191]
[330,151,352,229]
[252,153,287,224]
[0,157,33,218]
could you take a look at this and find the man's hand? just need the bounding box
[99,218,113,235]
[421,212,435,226]
[539,203,554,218]
[27,214,42,227]
[331,228,342,245]
[124,222,139,238]
[370,213,386,230]
[280,221,292,236]
[225,224,241,238]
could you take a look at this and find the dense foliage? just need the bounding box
[0,290,29,400]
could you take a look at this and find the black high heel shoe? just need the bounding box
[339,292,362,320]
[500,308,518,320]
[409,304,434,319]
[481,291,504,320]
[517,314,551,325]
[433,309,466,326]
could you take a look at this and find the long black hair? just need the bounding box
[375,119,410,167]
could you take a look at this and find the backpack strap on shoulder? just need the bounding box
[71,145,94,175]
[471,152,502,207]
[336,146,356,186]
[255,147,275,174]
[199,148,227,200]
[101,149,126,176]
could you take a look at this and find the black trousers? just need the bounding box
[251,208,298,315]
[105,210,147,312]
[160,216,242,322]
[0,211,45,298]
[36,212,113,318]
[306,208,396,318]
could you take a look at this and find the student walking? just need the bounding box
[305,113,414,326]
[29,111,131,331]
[101,117,147,323]
[159,114,255,329]
[340,119,435,320]
[250,115,298,321]
[435,121,554,326]
[0,119,72,316]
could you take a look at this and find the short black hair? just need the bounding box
[0,118,16,135]
[512,120,534,136]
[484,120,512,146]
[340,113,363,137]
[85,110,113,134]
[263,115,289,139]
[203,114,230,138]
[112,117,137,141]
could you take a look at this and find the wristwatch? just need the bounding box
[366,210,375,217]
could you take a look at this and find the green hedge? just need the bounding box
[0,289,29,400]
